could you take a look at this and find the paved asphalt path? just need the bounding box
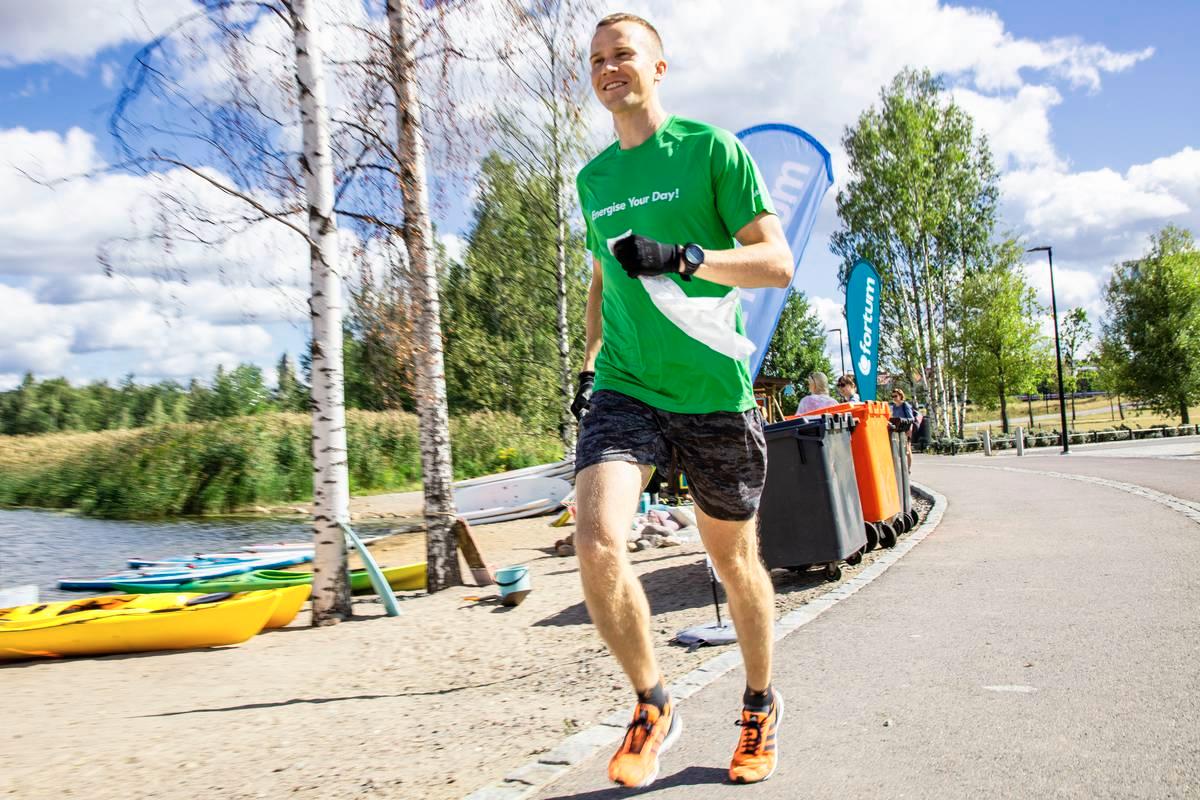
[536,442,1200,799]
[974,436,1200,505]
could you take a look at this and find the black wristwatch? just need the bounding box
[680,242,704,281]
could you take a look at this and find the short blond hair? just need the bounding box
[595,12,663,56]
[807,371,829,395]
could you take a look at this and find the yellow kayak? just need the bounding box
[0,589,290,662]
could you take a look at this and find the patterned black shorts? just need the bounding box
[574,390,767,521]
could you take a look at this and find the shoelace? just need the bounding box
[621,708,655,755]
[736,712,766,755]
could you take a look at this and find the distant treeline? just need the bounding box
[0,356,310,436]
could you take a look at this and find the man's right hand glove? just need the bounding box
[571,371,595,421]
[612,233,682,279]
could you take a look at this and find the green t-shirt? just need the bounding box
[576,115,774,414]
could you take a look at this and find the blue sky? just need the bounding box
[1,0,1197,389]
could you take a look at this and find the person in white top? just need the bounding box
[794,371,838,415]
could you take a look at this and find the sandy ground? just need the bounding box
[3,496,927,800]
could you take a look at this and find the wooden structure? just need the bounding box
[754,376,792,424]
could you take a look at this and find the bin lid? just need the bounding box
[805,400,892,419]
[765,412,855,439]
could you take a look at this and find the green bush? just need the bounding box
[0,410,562,518]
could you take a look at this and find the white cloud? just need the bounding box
[0,126,324,383]
[0,280,278,380]
[606,0,1151,162]
[1127,147,1200,207]
[0,126,312,281]
[1003,148,1198,264]
[98,60,119,88]
[0,0,197,68]
[808,294,851,371]
[952,85,1064,170]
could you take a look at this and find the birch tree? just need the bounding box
[832,68,999,438]
[104,1,365,621]
[386,0,461,591]
[290,0,353,621]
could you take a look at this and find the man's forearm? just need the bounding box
[688,241,793,289]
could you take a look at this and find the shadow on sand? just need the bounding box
[534,557,832,628]
[540,765,729,799]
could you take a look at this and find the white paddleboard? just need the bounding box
[454,460,574,489]
[454,476,571,517]
[467,500,562,526]
[459,496,552,521]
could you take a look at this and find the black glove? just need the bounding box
[571,371,595,421]
[612,233,682,279]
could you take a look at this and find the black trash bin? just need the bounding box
[888,418,917,532]
[758,413,867,582]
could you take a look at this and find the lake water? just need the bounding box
[0,509,399,601]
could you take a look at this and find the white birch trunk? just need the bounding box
[555,184,573,450]
[551,117,574,450]
[292,0,352,623]
[387,0,461,592]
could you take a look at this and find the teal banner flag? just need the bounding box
[845,259,881,401]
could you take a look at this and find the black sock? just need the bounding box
[743,684,773,712]
[637,681,668,712]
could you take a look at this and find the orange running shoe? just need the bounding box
[607,699,682,788]
[728,690,784,784]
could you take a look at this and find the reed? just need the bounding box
[0,410,562,518]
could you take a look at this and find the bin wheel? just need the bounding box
[908,510,920,529]
[824,563,842,582]
[893,513,910,534]
[845,550,863,567]
[865,523,879,551]
[879,522,898,549]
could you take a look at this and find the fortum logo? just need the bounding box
[857,274,876,376]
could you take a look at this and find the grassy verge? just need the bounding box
[0,410,562,519]
[969,404,1200,433]
[964,394,1115,424]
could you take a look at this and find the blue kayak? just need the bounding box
[126,550,311,569]
[58,552,314,591]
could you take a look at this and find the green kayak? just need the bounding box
[107,562,425,595]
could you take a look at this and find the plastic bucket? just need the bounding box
[494,565,531,606]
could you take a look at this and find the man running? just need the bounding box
[572,12,794,788]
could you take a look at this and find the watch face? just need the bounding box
[684,243,704,266]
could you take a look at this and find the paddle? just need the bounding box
[338,522,401,617]
[453,517,493,586]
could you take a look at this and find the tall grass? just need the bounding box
[0,410,563,518]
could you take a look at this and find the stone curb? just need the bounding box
[461,482,949,800]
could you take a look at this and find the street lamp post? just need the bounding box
[827,327,847,377]
[1027,245,1070,454]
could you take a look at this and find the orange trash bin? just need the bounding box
[789,400,902,548]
